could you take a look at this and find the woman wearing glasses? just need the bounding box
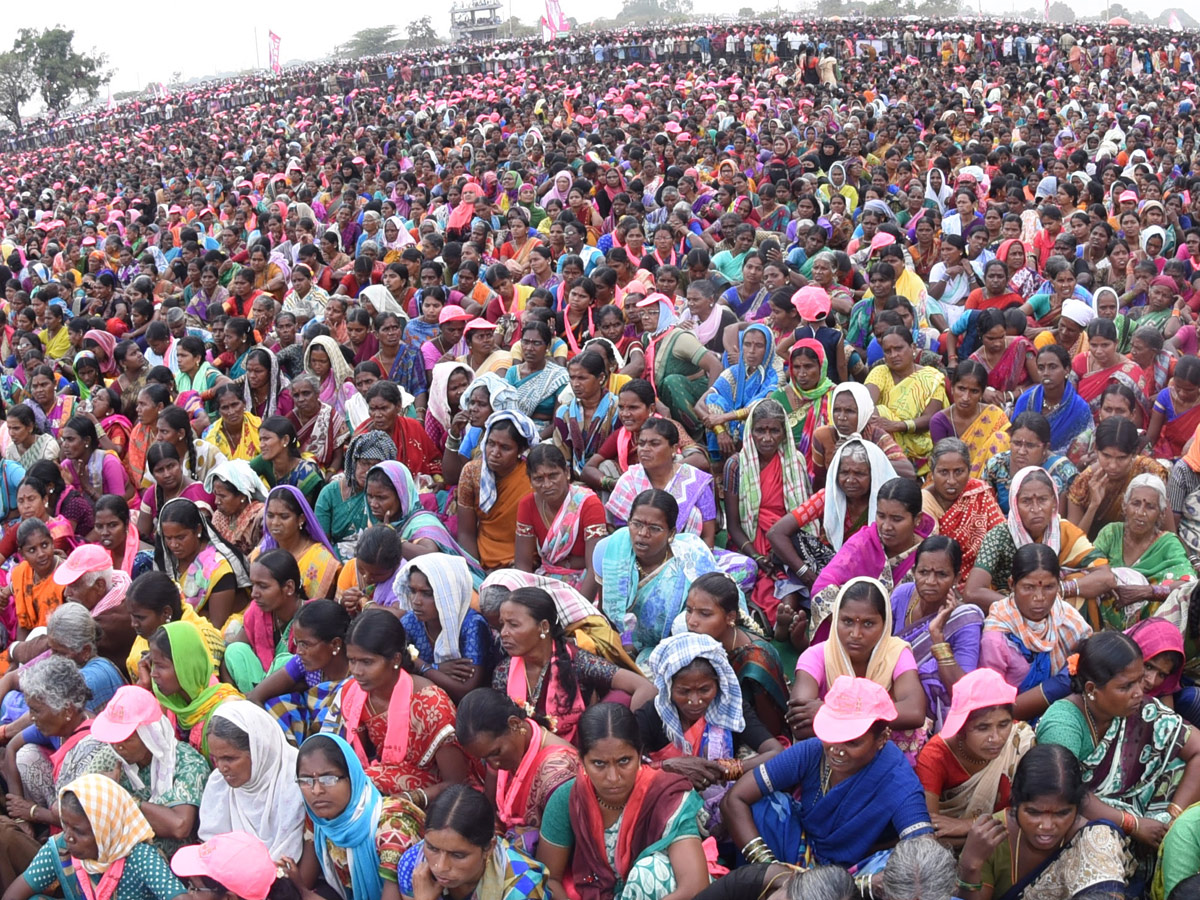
[280,733,426,900]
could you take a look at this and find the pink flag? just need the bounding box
[268,31,282,74]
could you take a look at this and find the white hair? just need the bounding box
[19,656,89,713]
[1124,473,1167,512]
[47,603,98,654]
[77,567,115,592]
[881,837,957,900]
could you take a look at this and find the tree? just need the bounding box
[18,27,107,118]
[335,26,403,59]
[1047,1,1075,21]
[406,16,440,46]
[0,45,33,132]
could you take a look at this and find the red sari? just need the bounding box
[1156,397,1200,458]
[353,417,442,478]
[1073,355,1144,412]
[751,454,787,615]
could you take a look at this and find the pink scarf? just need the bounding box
[339,670,415,765]
[507,648,583,742]
[90,570,131,617]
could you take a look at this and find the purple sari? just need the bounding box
[890,583,984,729]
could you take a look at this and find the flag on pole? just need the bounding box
[1169,11,1183,30]
[268,31,282,73]
[1044,0,1050,21]
[106,86,114,111]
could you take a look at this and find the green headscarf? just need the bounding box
[151,621,241,755]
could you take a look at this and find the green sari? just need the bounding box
[1092,524,1195,627]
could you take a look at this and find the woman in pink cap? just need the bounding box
[723,674,932,870]
[915,667,1030,846]
[172,831,295,900]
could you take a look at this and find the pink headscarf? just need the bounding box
[84,329,118,375]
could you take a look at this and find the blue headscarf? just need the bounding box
[478,410,539,514]
[704,322,779,418]
[300,734,383,900]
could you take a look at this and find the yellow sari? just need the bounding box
[959,405,1011,479]
[204,412,263,462]
[866,364,948,473]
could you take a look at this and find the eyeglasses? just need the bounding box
[628,518,667,536]
[296,774,347,789]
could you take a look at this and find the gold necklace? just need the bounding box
[820,759,832,794]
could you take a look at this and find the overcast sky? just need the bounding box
[8,0,1177,99]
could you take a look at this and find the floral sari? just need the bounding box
[1076,358,1145,414]
[288,403,348,472]
[922,478,1005,580]
[971,336,1035,394]
[598,529,717,664]
[867,364,947,473]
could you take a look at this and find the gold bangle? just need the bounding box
[28,805,35,821]
[931,641,954,661]
[1169,802,1185,820]
[712,424,728,435]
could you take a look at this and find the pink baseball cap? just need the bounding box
[438,305,473,324]
[869,232,897,253]
[171,831,278,900]
[54,544,112,586]
[812,676,897,743]
[91,685,163,743]
[1118,189,1139,204]
[463,317,496,334]
[939,668,1018,739]
[792,285,831,322]
[624,280,649,296]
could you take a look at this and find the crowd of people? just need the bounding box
[4,11,1200,900]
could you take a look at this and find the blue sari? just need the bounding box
[1013,380,1093,454]
[598,529,717,664]
[751,739,933,868]
[700,324,779,455]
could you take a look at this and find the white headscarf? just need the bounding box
[428,361,475,432]
[392,555,473,663]
[823,435,898,551]
[924,168,953,213]
[358,283,407,318]
[117,713,179,803]
[1061,297,1096,327]
[831,381,877,433]
[198,701,305,862]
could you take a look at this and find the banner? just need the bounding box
[268,31,281,73]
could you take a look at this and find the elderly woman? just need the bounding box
[809,381,915,485]
[91,685,211,859]
[922,438,1005,582]
[205,459,268,557]
[287,374,348,474]
[723,399,811,625]
[967,467,1114,615]
[1067,416,1171,542]
[695,324,779,460]
[1092,474,1196,629]
[1,656,122,853]
[4,773,186,900]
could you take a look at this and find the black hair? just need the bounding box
[629,488,678,532]
[127,571,183,621]
[346,607,412,672]
[16,517,51,548]
[252,548,308,602]
[365,380,403,408]
[94,493,131,526]
[1098,382,1139,415]
[688,572,740,613]
[356,523,403,574]
[525,444,569,474]
[139,382,172,410]
[838,578,888,619]
[879,326,914,346]
[1071,632,1142,695]
[914,534,963,576]
[1009,411,1052,444]
[158,406,198,474]
[1177,356,1200,387]
[618,379,656,407]
[455,687,528,745]
[1036,343,1071,369]
[145,441,182,476]
[1170,875,1200,900]
[1094,416,1140,454]
[209,715,251,752]
[952,359,988,389]
[568,350,607,381]
[640,417,679,445]
[296,733,350,775]
[425,783,497,849]
[294,599,350,645]
[976,308,1006,336]
[1011,542,1061,584]
[876,477,923,518]
[1011,743,1086,808]
[503,585,577,704]
[577,702,642,756]
[521,320,553,345]
[4,404,38,433]
[1086,318,1118,343]
[260,416,301,458]
[61,415,101,455]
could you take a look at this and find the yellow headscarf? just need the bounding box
[823,577,910,688]
[58,773,155,874]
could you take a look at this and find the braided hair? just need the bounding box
[502,587,577,726]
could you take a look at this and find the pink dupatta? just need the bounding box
[338,671,414,766]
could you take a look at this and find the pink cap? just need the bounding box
[168,205,183,214]
[624,280,649,296]
[171,831,277,900]
[792,285,831,322]
[54,544,112,586]
[940,669,1019,739]
[91,685,163,743]
[463,317,496,334]
[812,676,897,743]
[438,305,473,324]
[1119,189,1139,204]
[635,291,671,308]
[869,232,897,253]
